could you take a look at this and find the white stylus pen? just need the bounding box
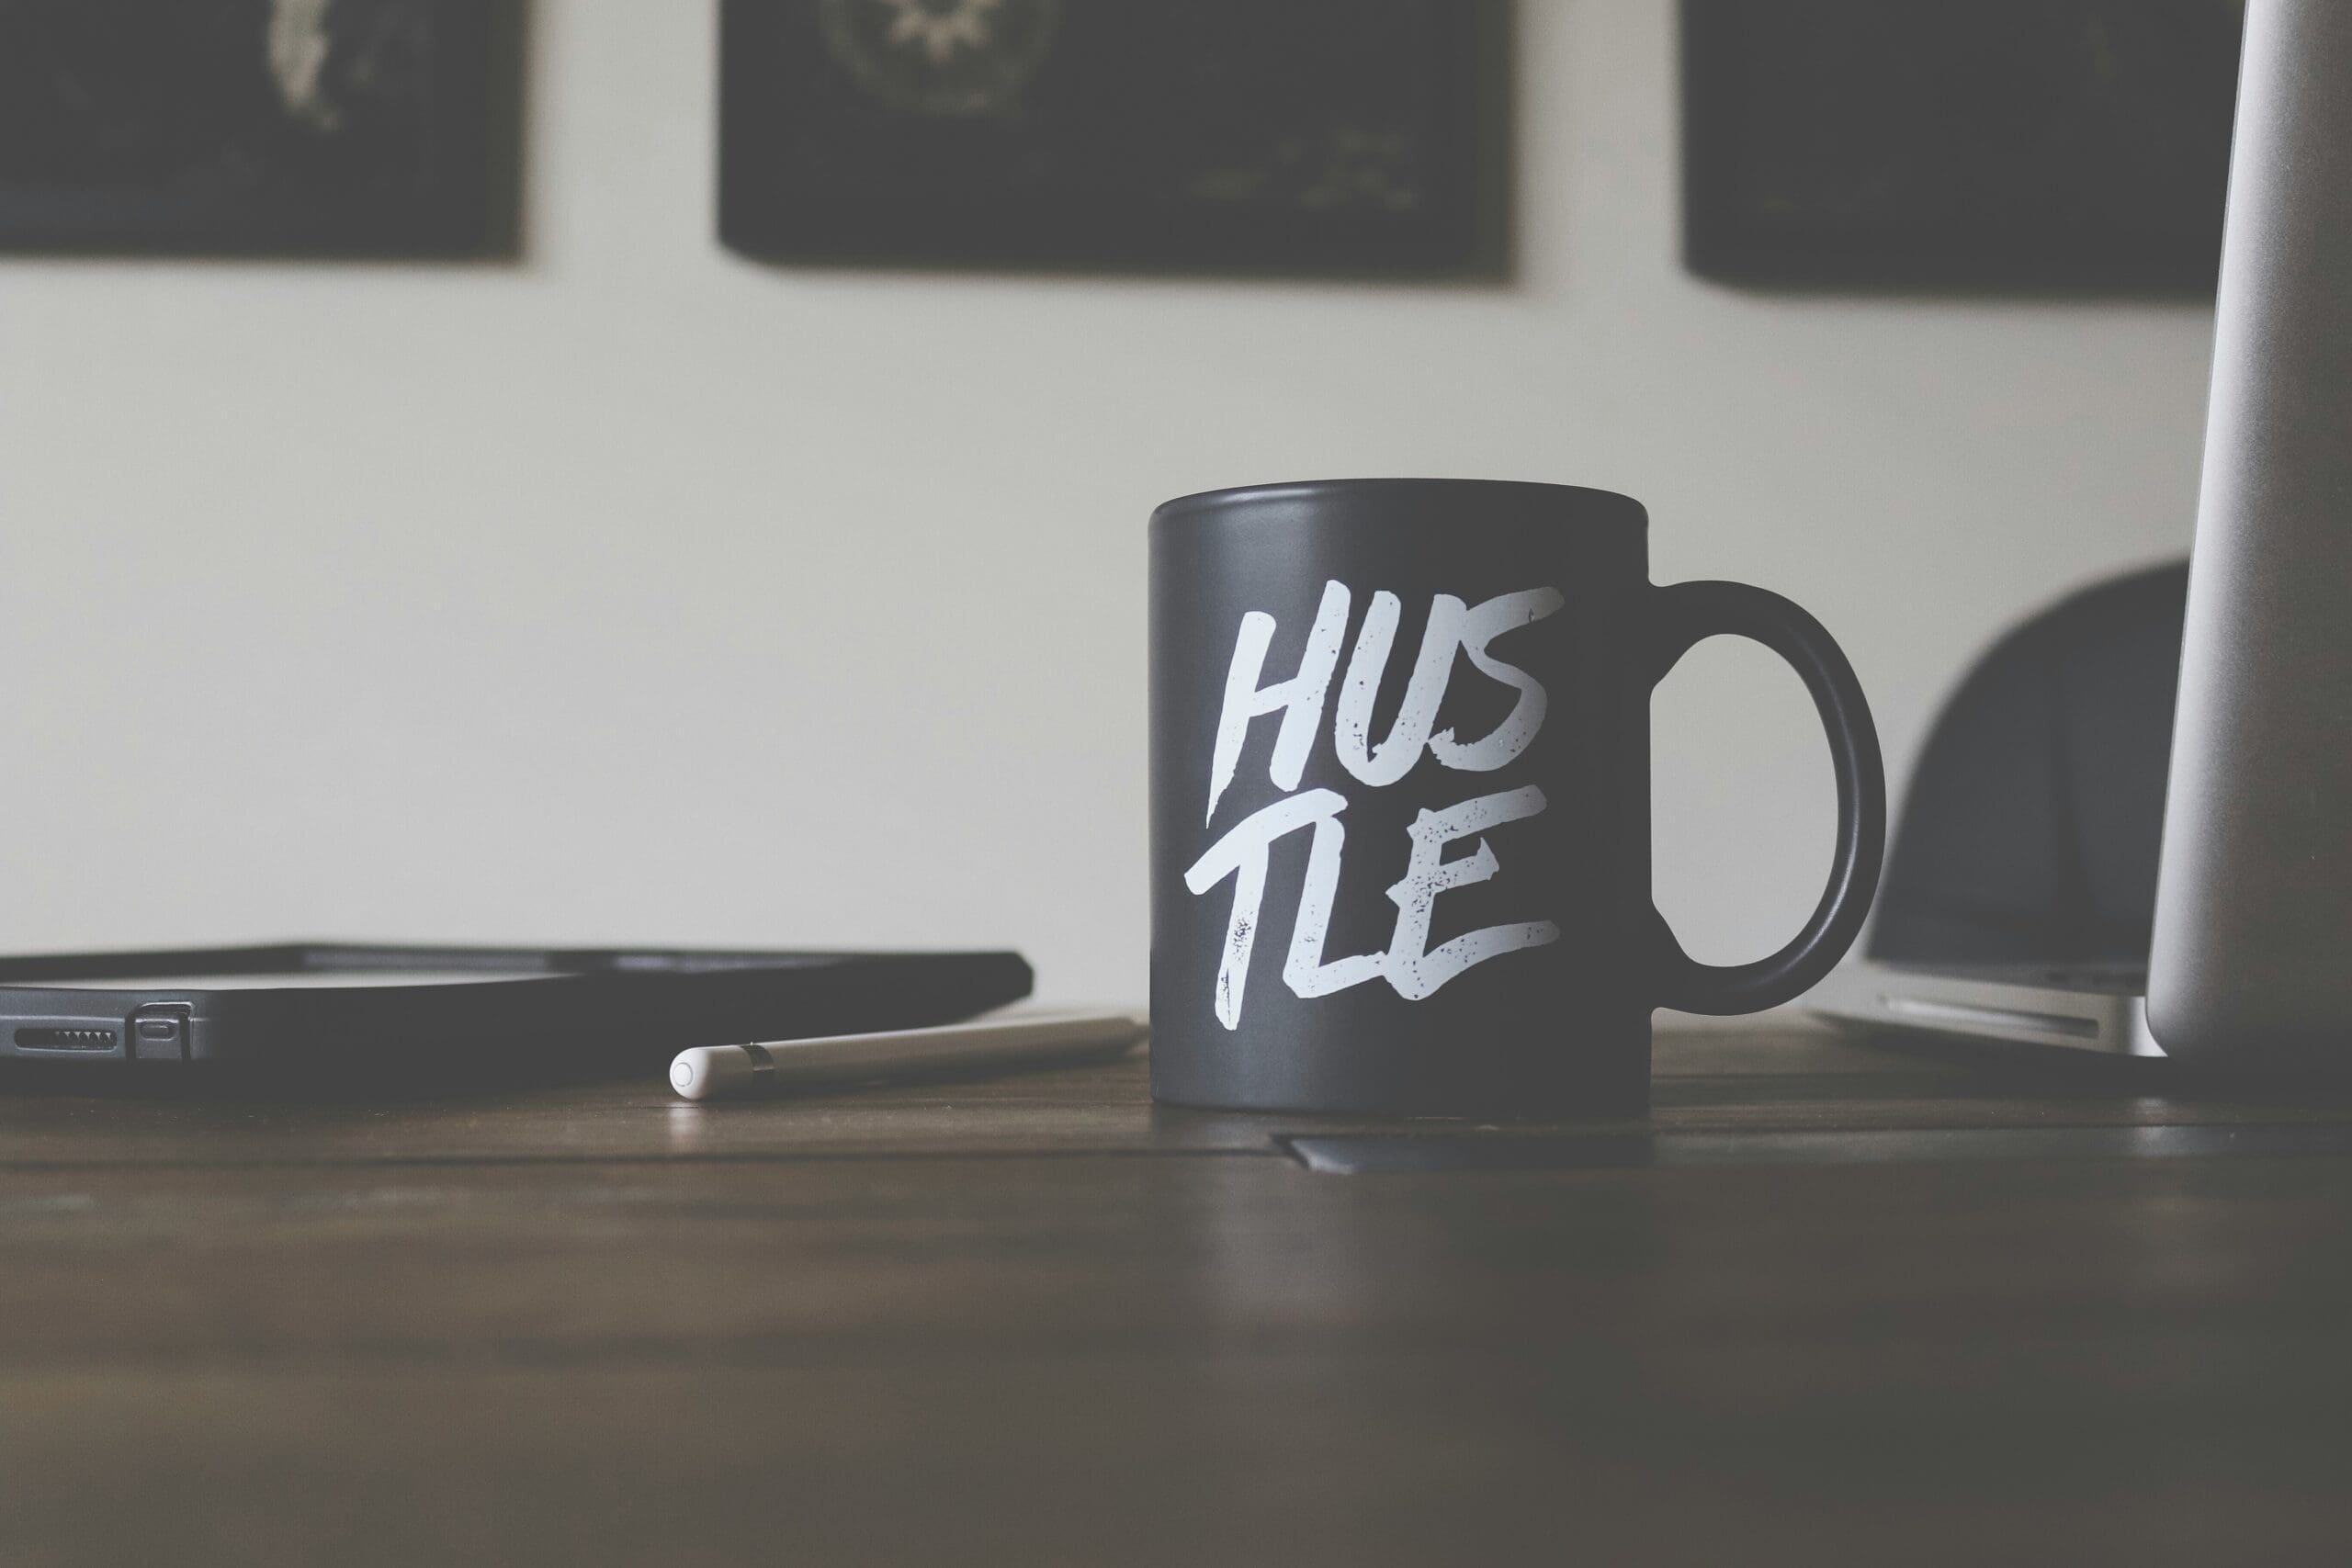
[668,1009,1148,1101]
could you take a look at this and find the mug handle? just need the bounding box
[1647,581,1887,1015]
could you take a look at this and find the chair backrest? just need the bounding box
[1870,562,2186,968]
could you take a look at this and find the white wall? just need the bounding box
[0,0,2211,1005]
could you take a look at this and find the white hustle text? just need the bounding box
[1183,581,1565,1029]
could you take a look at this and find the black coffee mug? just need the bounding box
[1148,479,1885,1117]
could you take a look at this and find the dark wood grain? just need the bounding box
[3,1026,2350,1566]
[0,1032,2334,1168]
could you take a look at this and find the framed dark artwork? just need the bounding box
[1682,0,2245,292]
[718,0,1509,277]
[0,0,520,257]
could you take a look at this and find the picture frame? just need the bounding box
[0,0,522,259]
[718,0,1510,278]
[1681,0,2245,292]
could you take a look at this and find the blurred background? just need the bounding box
[0,0,2225,1005]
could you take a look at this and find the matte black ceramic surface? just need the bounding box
[1149,479,1884,1116]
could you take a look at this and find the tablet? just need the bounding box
[0,942,1034,1092]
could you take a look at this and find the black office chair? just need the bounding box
[1869,560,2189,969]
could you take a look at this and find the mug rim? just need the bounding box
[1151,478,1645,525]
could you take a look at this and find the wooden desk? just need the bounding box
[4,1028,2350,1565]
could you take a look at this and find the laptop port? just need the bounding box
[129,1006,190,1063]
[15,1026,118,1053]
